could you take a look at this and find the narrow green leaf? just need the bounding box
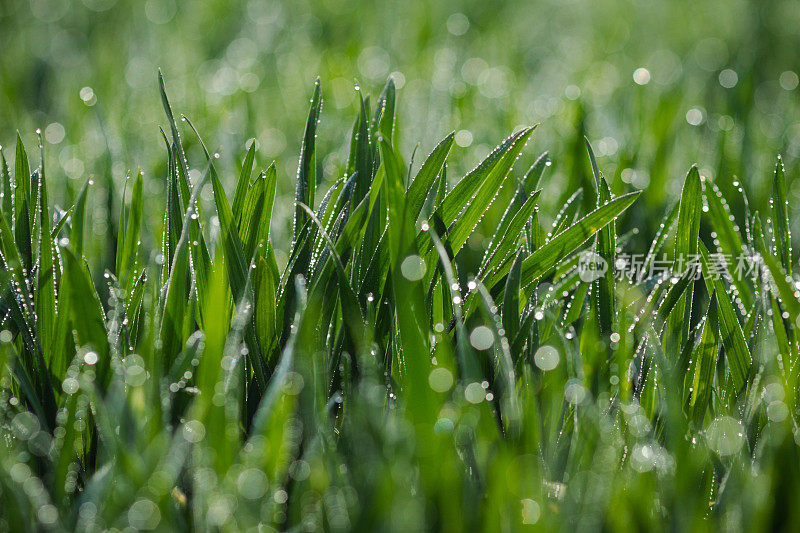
[158,70,192,209]
[61,248,111,388]
[0,148,11,221]
[699,244,751,391]
[688,296,719,426]
[70,180,89,259]
[407,132,454,223]
[772,155,791,276]
[517,191,641,291]
[294,79,322,237]
[478,189,541,282]
[594,176,616,337]
[502,251,524,346]
[666,166,701,354]
[443,126,535,253]
[117,170,143,284]
[233,141,257,226]
[703,179,751,309]
[35,137,56,357]
[13,133,32,270]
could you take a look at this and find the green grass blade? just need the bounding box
[443,126,535,253]
[233,141,257,226]
[61,248,111,388]
[117,170,143,284]
[478,189,541,282]
[641,201,678,280]
[438,128,533,227]
[517,190,641,290]
[666,166,701,354]
[594,176,616,338]
[294,79,322,242]
[13,133,32,271]
[34,136,56,357]
[687,296,719,426]
[549,188,583,239]
[381,138,435,421]
[703,179,751,309]
[0,148,11,221]
[407,132,454,223]
[771,155,791,276]
[699,244,751,392]
[374,78,396,142]
[69,179,89,259]
[239,172,267,261]
[158,70,192,208]
[502,251,525,351]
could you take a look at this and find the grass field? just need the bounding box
[2,1,800,531]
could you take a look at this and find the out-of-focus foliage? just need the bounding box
[2,0,800,265]
[0,74,799,531]
[2,1,800,531]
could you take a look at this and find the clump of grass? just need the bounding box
[0,74,799,531]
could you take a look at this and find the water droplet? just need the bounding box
[534,345,560,371]
[706,416,744,456]
[469,325,494,350]
[428,367,454,392]
[400,254,426,281]
[464,382,486,403]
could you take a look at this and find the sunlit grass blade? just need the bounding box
[436,127,533,228]
[0,148,12,222]
[699,243,751,391]
[232,141,257,225]
[407,132,454,223]
[34,134,56,358]
[158,70,192,207]
[641,201,678,280]
[502,251,525,351]
[687,296,719,426]
[116,170,143,285]
[381,137,434,421]
[14,133,32,271]
[771,155,791,276]
[478,189,541,282]
[516,190,640,291]
[665,166,701,354]
[294,78,322,239]
[754,214,800,324]
[549,190,583,242]
[703,179,751,309]
[373,77,396,142]
[61,248,111,388]
[593,176,616,338]
[442,126,535,253]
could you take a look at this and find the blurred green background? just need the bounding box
[1,0,799,264]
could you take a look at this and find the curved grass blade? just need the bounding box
[704,179,751,308]
[1,148,11,221]
[594,176,616,338]
[517,191,641,291]
[771,156,791,276]
[699,243,751,392]
[407,132,454,223]
[687,296,719,426]
[641,201,678,281]
[14,133,32,271]
[233,141,257,225]
[444,126,535,253]
[294,78,322,239]
[549,188,583,239]
[116,170,143,285]
[666,166,701,354]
